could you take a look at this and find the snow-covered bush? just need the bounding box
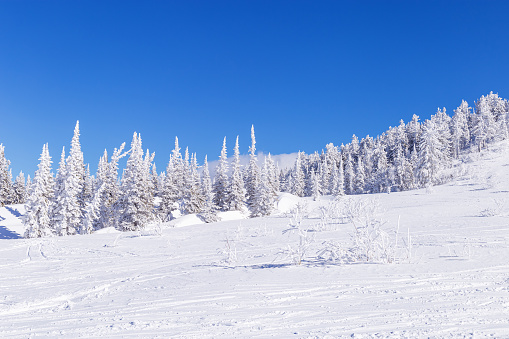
[217,236,238,267]
[279,225,315,266]
[315,196,343,231]
[480,198,505,217]
[277,202,315,265]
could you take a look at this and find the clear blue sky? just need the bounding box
[1,0,508,177]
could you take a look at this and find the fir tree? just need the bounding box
[418,120,442,187]
[227,136,245,211]
[96,144,126,229]
[344,152,355,195]
[200,155,217,222]
[0,143,14,205]
[452,100,471,158]
[183,153,204,214]
[12,171,26,204]
[159,137,183,220]
[213,137,230,211]
[291,151,305,197]
[117,133,154,231]
[251,156,276,217]
[68,121,86,211]
[24,144,54,238]
[245,125,261,211]
[82,184,105,234]
[329,158,345,196]
[311,170,321,201]
[354,156,366,194]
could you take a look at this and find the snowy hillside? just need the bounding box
[2,142,509,337]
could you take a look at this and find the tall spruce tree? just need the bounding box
[227,136,245,211]
[24,144,54,238]
[12,171,26,204]
[200,155,217,222]
[0,143,14,205]
[117,133,154,231]
[291,151,305,197]
[245,125,261,211]
[213,137,230,211]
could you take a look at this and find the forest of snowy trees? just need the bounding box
[0,92,507,238]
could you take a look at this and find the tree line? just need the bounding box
[0,92,506,237]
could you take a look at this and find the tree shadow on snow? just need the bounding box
[4,206,22,218]
[0,225,21,239]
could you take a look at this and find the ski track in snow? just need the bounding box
[2,144,509,337]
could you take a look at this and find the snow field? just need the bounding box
[2,143,509,337]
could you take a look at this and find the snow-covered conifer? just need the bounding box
[159,137,183,220]
[24,144,54,238]
[96,144,126,229]
[117,133,154,231]
[183,153,204,214]
[227,136,245,211]
[329,158,345,196]
[0,143,14,205]
[213,137,230,211]
[200,155,217,222]
[354,156,366,194]
[311,170,321,200]
[472,97,497,151]
[344,152,355,195]
[12,171,27,204]
[68,121,86,210]
[452,100,471,158]
[245,125,261,210]
[372,140,389,193]
[251,156,276,217]
[418,120,442,187]
[82,184,104,235]
[291,151,305,197]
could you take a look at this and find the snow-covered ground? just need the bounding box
[2,143,509,337]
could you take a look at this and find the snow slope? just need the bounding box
[2,143,509,337]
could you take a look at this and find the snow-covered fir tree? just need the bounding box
[68,121,86,212]
[82,184,105,234]
[372,140,389,193]
[451,100,471,158]
[0,143,14,205]
[291,151,305,197]
[344,152,355,195]
[24,144,54,238]
[51,123,89,236]
[183,153,204,214]
[96,144,126,230]
[159,137,184,221]
[213,137,230,211]
[417,119,442,187]
[51,147,70,235]
[329,157,344,196]
[12,171,27,204]
[200,155,217,223]
[310,170,321,200]
[250,155,276,217]
[116,133,154,231]
[227,136,245,211]
[472,97,497,151]
[354,156,366,194]
[265,153,279,196]
[245,125,261,213]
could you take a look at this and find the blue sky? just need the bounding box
[1,0,508,177]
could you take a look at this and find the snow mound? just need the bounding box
[217,210,248,221]
[168,214,205,228]
[276,192,302,214]
[94,227,121,234]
